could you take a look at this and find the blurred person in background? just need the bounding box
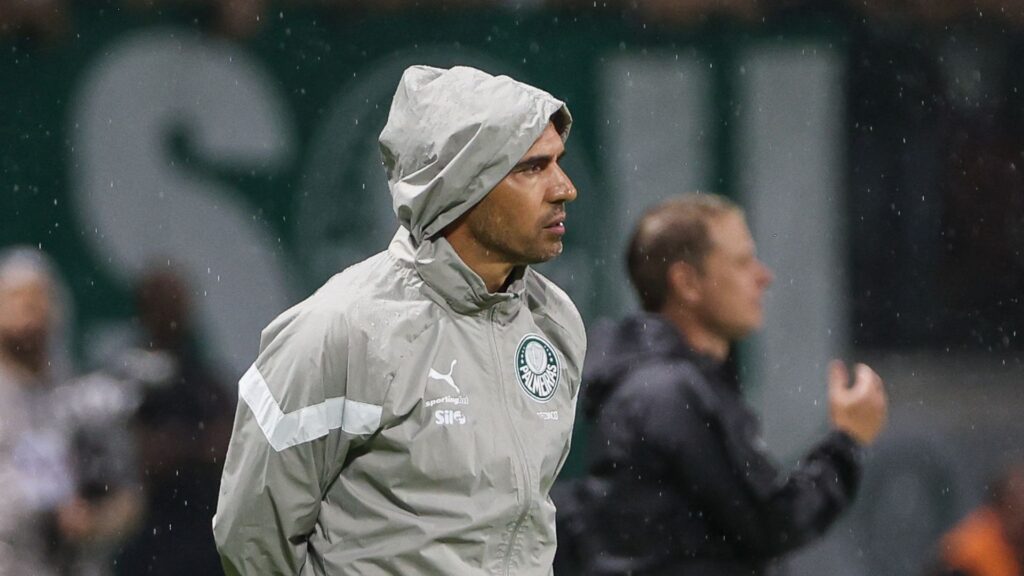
[926,463,1024,576]
[0,246,136,575]
[0,246,74,575]
[115,265,234,576]
[0,0,70,45]
[213,65,585,575]
[563,193,888,575]
[50,364,144,576]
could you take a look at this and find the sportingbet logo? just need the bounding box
[434,409,466,426]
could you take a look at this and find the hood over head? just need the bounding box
[379,65,572,244]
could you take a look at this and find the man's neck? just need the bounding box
[444,231,514,294]
[661,306,731,362]
[466,259,515,294]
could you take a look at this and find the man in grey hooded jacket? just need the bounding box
[213,65,586,575]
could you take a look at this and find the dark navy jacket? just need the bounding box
[568,314,861,576]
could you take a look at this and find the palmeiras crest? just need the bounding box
[515,334,561,403]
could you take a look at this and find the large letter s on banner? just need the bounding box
[71,29,295,377]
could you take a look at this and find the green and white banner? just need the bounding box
[2,8,845,462]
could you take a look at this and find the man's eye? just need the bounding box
[514,160,549,174]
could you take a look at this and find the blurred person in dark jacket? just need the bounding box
[926,464,1024,576]
[568,193,888,576]
[50,367,144,576]
[115,266,233,576]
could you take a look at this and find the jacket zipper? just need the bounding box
[489,307,533,576]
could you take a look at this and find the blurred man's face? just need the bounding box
[0,273,54,371]
[462,123,577,266]
[137,269,190,349]
[691,211,774,341]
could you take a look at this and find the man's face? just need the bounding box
[462,123,577,266]
[0,274,54,368]
[691,211,774,341]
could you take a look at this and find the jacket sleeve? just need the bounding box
[637,367,862,560]
[213,308,381,575]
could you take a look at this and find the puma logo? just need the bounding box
[428,359,460,394]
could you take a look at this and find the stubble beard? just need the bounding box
[469,214,559,266]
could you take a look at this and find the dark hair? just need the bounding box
[626,192,741,312]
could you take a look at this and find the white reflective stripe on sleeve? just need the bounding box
[239,363,383,452]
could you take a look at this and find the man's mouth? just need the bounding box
[544,215,566,235]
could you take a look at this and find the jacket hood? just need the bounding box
[379,65,572,244]
[582,314,704,419]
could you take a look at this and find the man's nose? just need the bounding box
[549,164,576,203]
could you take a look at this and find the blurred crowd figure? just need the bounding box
[112,265,234,575]
[0,247,141,576]
[113,265,234,575]
[925,464,1024,576]
[0,247,233,575]
[4,0,1024,46]
[0,246,77,575]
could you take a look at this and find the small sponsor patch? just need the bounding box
[425,395,470,408]
[433,409,467,426]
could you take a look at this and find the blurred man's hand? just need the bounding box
[828,361,888,445]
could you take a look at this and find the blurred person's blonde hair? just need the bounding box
[626,192,742,312]
[0,246,74,380]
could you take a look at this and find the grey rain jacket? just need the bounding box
[213,66,586,576]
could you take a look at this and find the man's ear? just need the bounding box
[666,260,702,306]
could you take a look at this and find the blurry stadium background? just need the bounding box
[3,1,1024,574]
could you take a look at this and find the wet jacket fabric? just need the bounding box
[573,314,861,576]
[213,65,586,576]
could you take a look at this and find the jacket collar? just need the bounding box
[634,313,741,393]
[389,228,526,317]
